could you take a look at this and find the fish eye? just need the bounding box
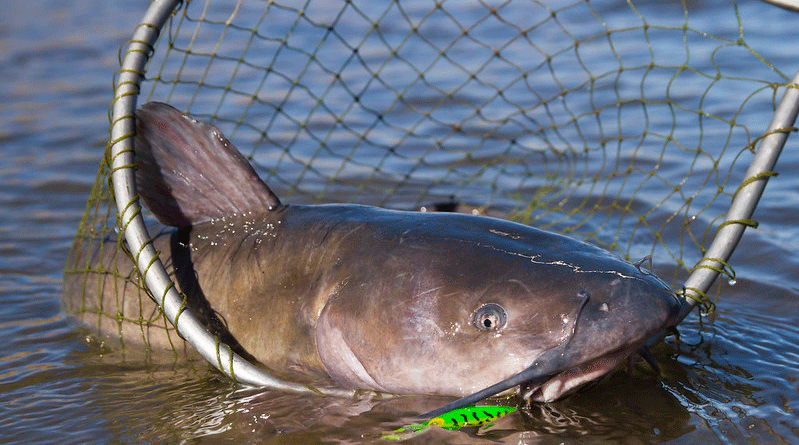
[473,303,507,332]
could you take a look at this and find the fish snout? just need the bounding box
[572,272,681,357]
[518,273,681,402]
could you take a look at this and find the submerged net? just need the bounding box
[66,0,797,363]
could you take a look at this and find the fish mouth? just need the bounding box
[519,345,640,402]
[419,343,651,419]
[417,339,587,419]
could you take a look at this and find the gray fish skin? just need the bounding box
[64,102,683,400]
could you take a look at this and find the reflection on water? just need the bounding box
[2,0,799,443]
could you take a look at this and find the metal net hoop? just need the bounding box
[86,0,798,388]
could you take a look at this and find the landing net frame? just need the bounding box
[95,0,798,390]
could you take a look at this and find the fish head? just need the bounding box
[315,216,683,400]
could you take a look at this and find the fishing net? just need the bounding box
[65,0,799,387]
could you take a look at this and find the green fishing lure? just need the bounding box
[382,405,517,441]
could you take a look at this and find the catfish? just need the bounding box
[64,102,682,402]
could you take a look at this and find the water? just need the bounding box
[2,0,799,443]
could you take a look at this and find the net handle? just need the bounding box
[676,69,799,321]
[109,0,357,397]
[761,0,799,12]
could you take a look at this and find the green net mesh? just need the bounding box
[65,0,794,353]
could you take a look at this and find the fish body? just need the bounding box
[64,102,683,401]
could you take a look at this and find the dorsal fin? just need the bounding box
[133,102,281,226]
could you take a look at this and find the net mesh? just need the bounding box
[66,0,794,352]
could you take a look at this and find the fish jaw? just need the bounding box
[520,345,639,402]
